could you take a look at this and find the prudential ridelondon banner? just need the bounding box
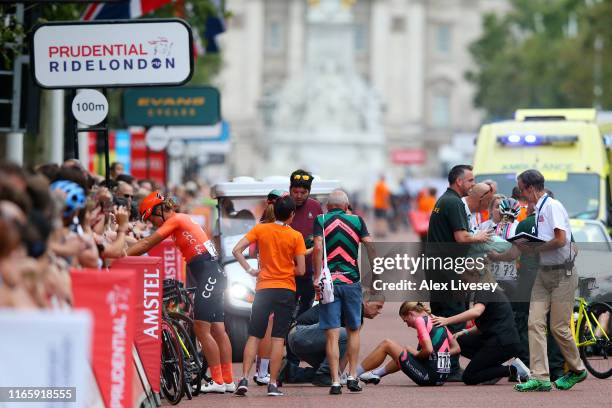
[31,19,194,89]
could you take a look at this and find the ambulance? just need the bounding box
[473,109,611,227]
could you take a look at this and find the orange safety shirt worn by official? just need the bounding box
[155,213,214,263]
[418,194,436,214]
[374,181,391,210]
[245,222,306,292]
[516,203,528,222]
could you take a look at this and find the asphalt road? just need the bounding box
[168,300,610,408]
[164,227,611,408]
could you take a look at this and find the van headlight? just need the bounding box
[229,283,253,302]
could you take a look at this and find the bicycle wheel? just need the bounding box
[578,302,612,379]
[169,312,203,396]
[160,320,184,404]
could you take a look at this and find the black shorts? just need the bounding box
[249,288,295,339]
[398,350,445,386]
[187,254,226,323]
[374,208,387,219]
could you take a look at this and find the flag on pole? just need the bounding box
[82,0,173,20]
[203,0,225,53]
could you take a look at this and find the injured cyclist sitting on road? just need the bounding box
[357,301,460,386]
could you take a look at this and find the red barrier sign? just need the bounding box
[148,239,185,283]
[408,210,430,236]
[71,269,136,408]
[391,149,427,165]
[111,257,163,393]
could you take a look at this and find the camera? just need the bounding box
[113,196,129,208]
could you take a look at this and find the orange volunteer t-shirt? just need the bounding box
[373,181,391,210]
[418,195,436,214]
[245,222,306,292]
[155,213,213,263]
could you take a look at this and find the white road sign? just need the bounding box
[72,89,109,126]
[145,127,170,151]
[32,19,194,88]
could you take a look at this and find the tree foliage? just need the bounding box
[467,0,612,120]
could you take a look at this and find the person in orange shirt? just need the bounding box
[512,186,528,222]
[127,192,234,393]
[373,175,391,237]
[417,187,437,214]
[232,195,306,397]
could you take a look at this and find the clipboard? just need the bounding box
[507,232,545,243]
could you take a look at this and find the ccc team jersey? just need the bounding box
[155,213,216,263]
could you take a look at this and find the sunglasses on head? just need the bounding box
[478,185,493,201]
[292,174,311,181]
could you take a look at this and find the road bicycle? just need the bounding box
[161,279,205,404]
[160,314,184,405]
[570,297,612,379]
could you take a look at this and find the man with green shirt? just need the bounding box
[313,189,375,395]
[426,164,491,380]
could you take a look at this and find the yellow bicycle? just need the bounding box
[570,297,612,379]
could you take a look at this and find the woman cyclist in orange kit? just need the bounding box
[127,191,235,393]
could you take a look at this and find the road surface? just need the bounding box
[164,227,611,408]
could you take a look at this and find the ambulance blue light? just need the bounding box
[507,134,521,143]
[524,134,537,144]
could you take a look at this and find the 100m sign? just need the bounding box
[71,89,109,126]
[75,102,106,112]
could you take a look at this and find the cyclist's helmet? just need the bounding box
[139,191,165,221]
[50,180,86,218]
[499,198,521,219]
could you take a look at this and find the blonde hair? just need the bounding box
[488,194,506,214]
[261,203,276,223]
[162,197,177,212]
[399,301,430,317]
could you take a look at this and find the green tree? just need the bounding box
[467,0,612,121]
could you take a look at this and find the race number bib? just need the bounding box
[203,239,218,259]
[491,261,517,281]
[436,352,451,374]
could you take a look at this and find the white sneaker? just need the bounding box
[201,380,226,394]
[358,371,381,385]
[511,358,531,380]
[339,373,348,385]
[253,374,270,386]
[224,382,236,393]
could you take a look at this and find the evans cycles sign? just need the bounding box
[123,87,221,126]
[31,19,194,89]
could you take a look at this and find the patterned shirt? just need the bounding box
[313,208,370,285]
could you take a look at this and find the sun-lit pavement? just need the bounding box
[165,226,611,408]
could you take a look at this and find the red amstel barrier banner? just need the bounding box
[111,256,163,393]
[71,268,136,408]
[148,239,186,283]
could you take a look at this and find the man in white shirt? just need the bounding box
[514,170,586,392]
[462,183,493,232]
